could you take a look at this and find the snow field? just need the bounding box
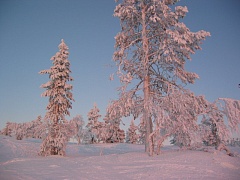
[0,135,240,180]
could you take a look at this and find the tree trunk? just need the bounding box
[141,3,153,155]
[144,76,153,154]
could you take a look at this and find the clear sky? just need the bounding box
[0,0,239,130]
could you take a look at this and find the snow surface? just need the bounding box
[0,135,240,180]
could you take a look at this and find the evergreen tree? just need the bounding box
[138,117,145,144]
[126,119,138,144]
[39,39,74,156]
[103,113,125,143]
[87,103,102,143]
[109,0,210,155]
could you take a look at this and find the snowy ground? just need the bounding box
[0,135,240,180]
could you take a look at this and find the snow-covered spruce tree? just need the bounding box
[39,39,74,156]
[86,103,102,143]
[126,119,138,143]
[110,0,210,155]
[16,123,25,140]
[137,117,146,144]
[111,126,125,143]
[103,113,125,143]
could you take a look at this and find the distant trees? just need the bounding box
[110,0,210,155]
[1,122,15,137]
[1,116,43,140]
[86,103,126,143]
[39,39,74,156]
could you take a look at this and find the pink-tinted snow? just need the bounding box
[0,135,240,180]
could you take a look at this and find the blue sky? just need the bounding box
[0,0,239,130]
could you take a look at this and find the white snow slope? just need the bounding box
[0,135,240,180]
